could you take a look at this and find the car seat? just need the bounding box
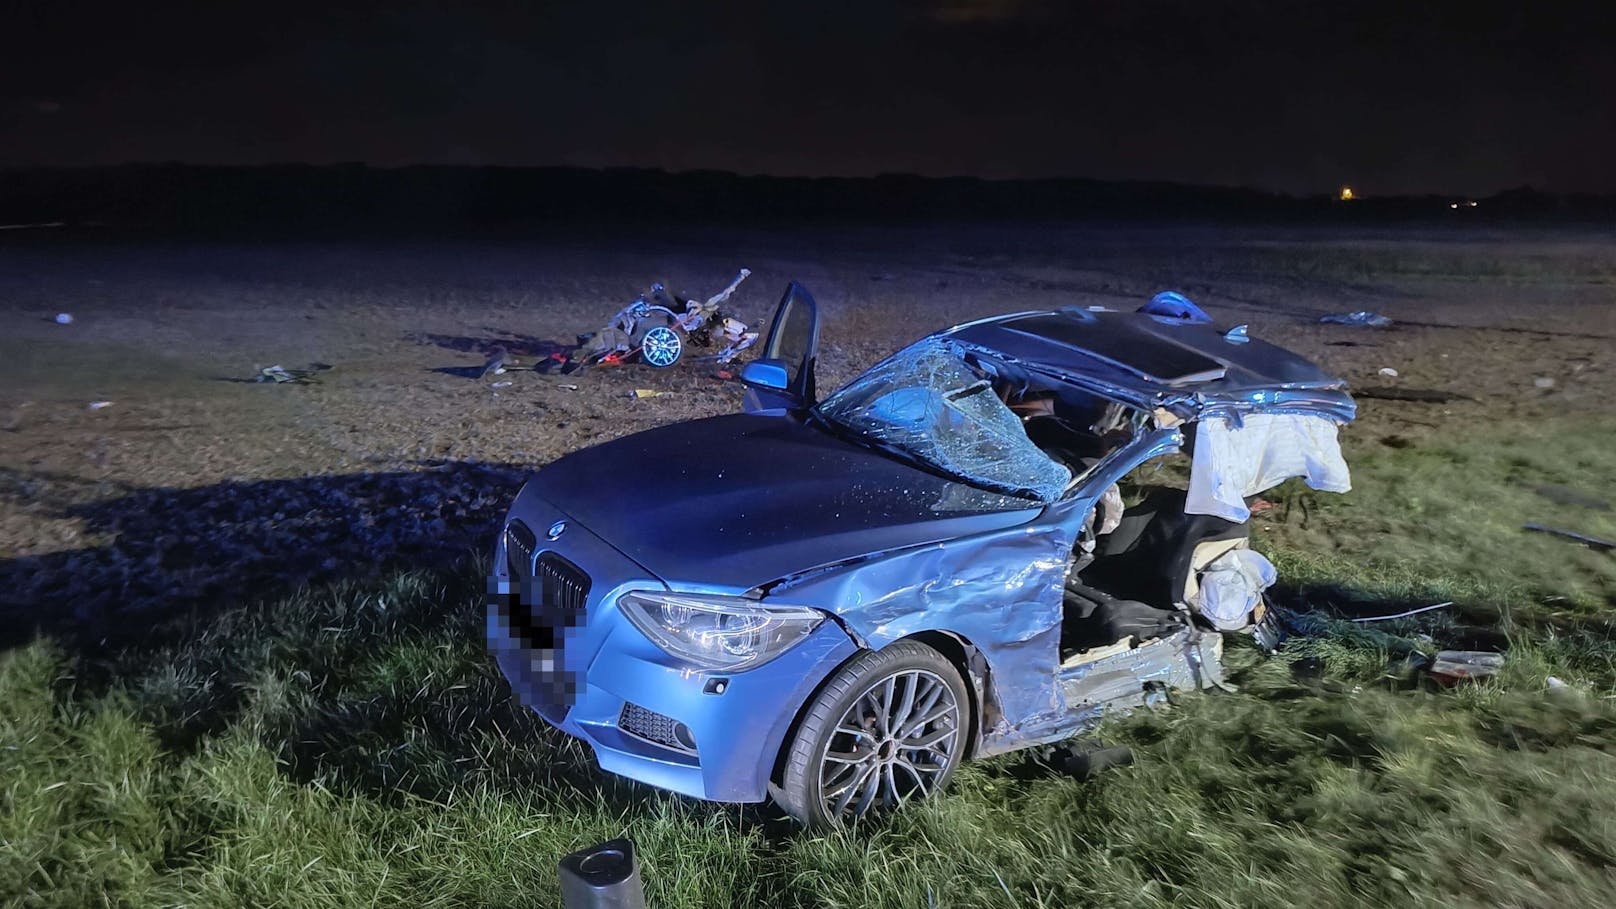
[1083,486,1249,610]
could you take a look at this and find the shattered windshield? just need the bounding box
[815,337,1072,502]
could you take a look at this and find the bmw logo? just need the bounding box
[547,521,567,541]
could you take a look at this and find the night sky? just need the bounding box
[6,1,1613,195]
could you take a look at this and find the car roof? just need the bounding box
[940,307,1346,403]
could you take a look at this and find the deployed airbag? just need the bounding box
[1193,548,1276,630]
[1186,412,1350,521]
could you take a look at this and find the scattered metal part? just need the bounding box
[1057,744,1135,780]
[1319,310,1393,328]
[1523,523,1615,551]
[255,363,333,384]
[582,269,758,369]
[1428,650,1505,684]
[558,838,646,909]
[1348,601,1454,623]
[480,345,510,378]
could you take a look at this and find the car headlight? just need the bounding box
[617,590,826,672]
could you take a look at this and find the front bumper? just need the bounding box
[488,499,860,803]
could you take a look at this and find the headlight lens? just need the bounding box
[617,591,825,671]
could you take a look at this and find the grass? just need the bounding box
[1260,419,1616,619]
[4,421,1616,908]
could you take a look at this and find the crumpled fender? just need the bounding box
[770,520,1076,751]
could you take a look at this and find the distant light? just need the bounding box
[1467,200,1479,208]
[1450,202,1459,209]
[1339,186,1355,201]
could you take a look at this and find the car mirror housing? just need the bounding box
[741,358,804,412]
[740,358,791,392]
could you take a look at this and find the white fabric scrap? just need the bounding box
[1195,549,1277,630]
[1186,412,1351,522]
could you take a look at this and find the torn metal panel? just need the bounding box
[816,336,1072,502]
[771,520,1078,752]
[1186,411,1352,522]
[1056,630,1224,727]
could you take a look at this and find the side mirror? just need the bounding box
[740,358,798,412]
[739,358,791,392]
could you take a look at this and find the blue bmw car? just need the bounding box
[490,284,1355,826]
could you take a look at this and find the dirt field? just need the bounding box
[3,223,1613,623]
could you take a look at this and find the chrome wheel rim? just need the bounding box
[817,668,961,821]
[641,326,681,367]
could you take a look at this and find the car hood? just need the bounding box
[520,412,1044,590]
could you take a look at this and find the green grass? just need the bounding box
[1259,420,1616,620]
[5,422,1616,908]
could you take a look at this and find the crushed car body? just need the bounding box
[489,283,1355,826]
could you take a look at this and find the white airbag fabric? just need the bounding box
[1194,549,1277,630]
[1186,413,1350,522]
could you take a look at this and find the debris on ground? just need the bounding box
[1531,484,1610,511]
[87,400,113,410]
[490,380,513,389]
[54,312,74,325]
[1427,650,1505,684]
[1354,386,1472,403]
[628,388,666,399]
[1319,310,1394,328]
[1523,522,1615,551]
[1348,601,1454,623]
[1378,367,1399,378]
[558,838,646,909]
[255,363,333,384]
[579,269,758,370]
[1054,744,1135,780]
[480,345,511,378]
[557,383,579,391]
[1533,376,1556,389]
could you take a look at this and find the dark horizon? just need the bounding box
[6,162,1612,233]
[6,1,1614,197]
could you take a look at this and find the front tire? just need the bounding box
[775,640,970,827]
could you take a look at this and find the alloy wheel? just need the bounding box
[816,668,961,821]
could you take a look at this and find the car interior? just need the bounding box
[971,354,1252,663]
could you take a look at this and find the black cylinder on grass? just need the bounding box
[1062,745,1135,780]
[559,837,647,909]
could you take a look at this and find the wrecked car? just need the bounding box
[489,285,1355,826]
